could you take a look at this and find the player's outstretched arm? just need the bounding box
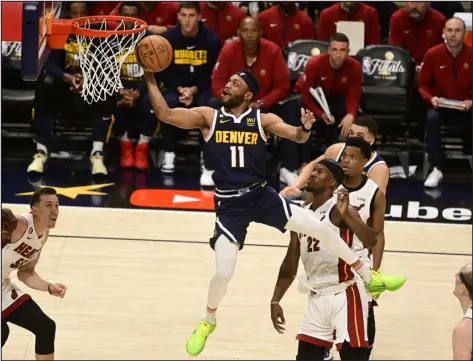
[333,188,377,248]
[143,72,212,131]
[270,231,300,334]
[17,254,68,298]
[261,108,315,144]
[369,189,387,270]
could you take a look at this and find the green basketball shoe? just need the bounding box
[186,319,216,356]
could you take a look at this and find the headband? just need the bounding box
[236,70,260,99]
[460,272,472,293]
[319,159,344,186]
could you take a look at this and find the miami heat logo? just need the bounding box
[11,288,18,300]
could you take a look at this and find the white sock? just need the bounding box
[37,143,48,155]
[121,132,129,142]
[138,134,151,144]
[91,141,104,155]
[286,204,359,265]
[203,235,239,325]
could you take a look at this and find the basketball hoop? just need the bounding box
[47,15,147,104]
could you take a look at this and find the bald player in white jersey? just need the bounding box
[2,187,67,360]
[270,159,383,360]
[452,263,472,360]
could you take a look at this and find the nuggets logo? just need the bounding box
[464,63,470,69]
[260,69,267,76]
[294,24,300,30]
[64,39,83,69]
[426,29,432,36]
[341,76,347,84]
[156,17,162,24]
[226,15,232,22]
[174,49,208,66]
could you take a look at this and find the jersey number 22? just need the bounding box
[230,146,245,168]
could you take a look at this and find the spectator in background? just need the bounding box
[211,17,302,185]
[110,1,179,35]
[300,33,361,149]
[417,17,472,188]
[160,2,221,186]
[200,2,246,44]
[113,2,158,170]
[90,1,116,15]
[389,2,446,67]
[258,2,314,49]
[317,2,380,46]
[27,1,112,176]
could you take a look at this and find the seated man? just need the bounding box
[200,2,246,44]
[113,2,158,170]
[258,2,314,49]
[160,2,221,186]
[417,17,472,188]
[211,17,302,185]
[27,1,112,176]
[299,33,362,148]
[317,2,380,46]
[110,1,180,35]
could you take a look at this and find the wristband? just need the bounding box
[301,124,311,133]
[270,301,279,305]
[48,284,53,295]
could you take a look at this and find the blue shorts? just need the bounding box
[210,183,296,250]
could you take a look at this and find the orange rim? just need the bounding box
[71,15,147,37]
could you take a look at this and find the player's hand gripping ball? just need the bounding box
[2,208,17,244]
[136,35,173,72]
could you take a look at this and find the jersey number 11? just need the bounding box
[230,146,245,168]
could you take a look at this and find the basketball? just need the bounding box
[136,35,173,73]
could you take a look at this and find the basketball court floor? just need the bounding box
[2,203,471,360]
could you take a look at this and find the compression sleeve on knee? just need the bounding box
[285,204,359,265]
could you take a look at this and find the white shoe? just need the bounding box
[90,153,108,175]
[200,168,215,187]
[424,167,443,188]
[27,152,48,173]
[161,152,176,173]
[279,167,298,186]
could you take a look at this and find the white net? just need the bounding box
[74,18,146,104]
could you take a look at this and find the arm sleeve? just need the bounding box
[300,60,324,119]
[45,49,66,79]
[388,13,403,46]
[196,37,221,92]
[345,62,362,116]
[366,8,381,45]
[211,45,233,98]
[315,11,332,41]
[259,50,290,107]
[417,52,434,103]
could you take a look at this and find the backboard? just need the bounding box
[1,2,65,81]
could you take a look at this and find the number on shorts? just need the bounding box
[230,146,245,168]
[307,237,320,253]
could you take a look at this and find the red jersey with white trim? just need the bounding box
[298,197,358,290]
[2,214,46,286]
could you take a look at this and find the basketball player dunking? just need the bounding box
[270,160,377,360]
[143,70,406,356]
[2,188,67,360]
[452,263,472,359]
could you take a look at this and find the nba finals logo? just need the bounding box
[363,51,405,80]
[287,51,310,73]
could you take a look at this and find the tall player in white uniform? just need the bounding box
[2,187,67,360]
[270,159,382,360]
[452,263,472,360]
